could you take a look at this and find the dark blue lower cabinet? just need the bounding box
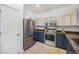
[62,35,67,49]
[56,34,67,49]
[56,34,76,54]
[66,40,76,54]
[35,31,45,43]
[56,34,63,48]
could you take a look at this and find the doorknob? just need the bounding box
[16,33,20,36]
[0,32,1,35]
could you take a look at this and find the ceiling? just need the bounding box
[24,4,72,13]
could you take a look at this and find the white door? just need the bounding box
[1,6,21,54]
[0,9,1,53]
[17,12,23,53]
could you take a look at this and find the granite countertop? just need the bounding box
[35,28,79,33]
[66,34,79,54]
[35,29,45,32]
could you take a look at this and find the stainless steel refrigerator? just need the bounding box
[23,18,35,50]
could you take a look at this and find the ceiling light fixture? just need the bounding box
[36,4,39,8]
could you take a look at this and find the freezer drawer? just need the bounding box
[23,36,35,51]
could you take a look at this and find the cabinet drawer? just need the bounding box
[23,37,35,50]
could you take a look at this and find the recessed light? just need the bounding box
[36,4,39,8]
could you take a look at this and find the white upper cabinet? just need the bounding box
[57,8,78,26]
[35,18,45,26]
[34,17,45,26]
[70,9,78,26]
[40,18,46,26]
[34,19,38,26]
[56,16,63,26]
[35,6,79,26]
[63,14,71,26]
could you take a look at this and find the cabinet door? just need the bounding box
[16,11,23,53]
[39,32,44,43]
[56,34,62,48]
[35,19,39,26]
[71,10,77,26]
[35,31,44,43]
[35,18,45,26]
[63,15,71,26]
[57,16,63,26]
[1,6,22,54]
[62,35,67,49]
[35,32,39,40]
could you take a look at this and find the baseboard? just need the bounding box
[18,49,24,54]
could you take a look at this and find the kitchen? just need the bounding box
[0,4,79,54]
[23,4,79,54]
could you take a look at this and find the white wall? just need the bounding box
[23,9,36,19]
[1,4,23,12]
[36,5,78,18]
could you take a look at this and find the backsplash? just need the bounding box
[35,26,79,32]
[57,26,79,32]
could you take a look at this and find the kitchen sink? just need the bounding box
[56,31,65,34]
